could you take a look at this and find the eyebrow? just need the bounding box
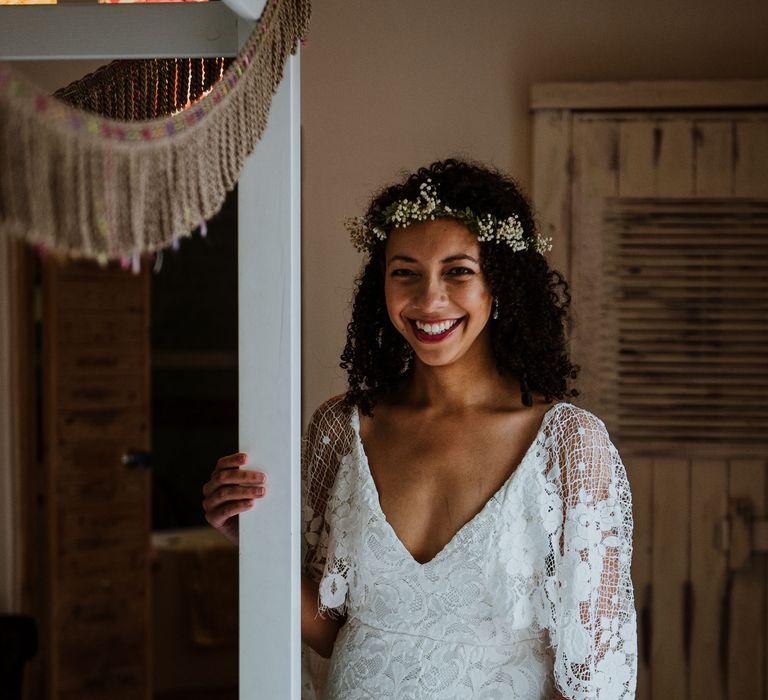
[387,254,479,266]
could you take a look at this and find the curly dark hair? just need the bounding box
[340,158,579,416]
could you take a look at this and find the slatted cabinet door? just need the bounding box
[42,258,151,700]
[533,86,768,700]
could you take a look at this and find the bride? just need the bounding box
[203,158,637,699]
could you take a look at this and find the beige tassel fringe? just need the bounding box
[0,0,310,262]
[54,57,232,122]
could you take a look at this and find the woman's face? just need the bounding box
[384,219,493,368]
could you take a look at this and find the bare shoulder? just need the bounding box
[356,395,403,441]
[531,394,559,418]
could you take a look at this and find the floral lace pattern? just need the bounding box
[300,397,637,699]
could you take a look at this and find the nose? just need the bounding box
[412,273,447,312]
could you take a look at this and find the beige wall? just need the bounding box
[299,0,768,423]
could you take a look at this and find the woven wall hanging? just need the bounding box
[0,0,309,263]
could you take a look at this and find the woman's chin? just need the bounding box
[410,348,463,368]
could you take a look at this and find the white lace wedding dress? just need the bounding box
[301,396,637,699]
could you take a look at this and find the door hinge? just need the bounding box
[717,497,768,570]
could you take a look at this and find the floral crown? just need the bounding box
[345,179,552,255]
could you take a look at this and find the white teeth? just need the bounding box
[414,319,460,335]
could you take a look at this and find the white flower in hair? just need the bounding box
[345,178,553,255]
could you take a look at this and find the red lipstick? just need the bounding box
[410,318,463,344]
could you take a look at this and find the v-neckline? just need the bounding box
[351,402,563,568]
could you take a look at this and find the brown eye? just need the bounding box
[447,267,474,276]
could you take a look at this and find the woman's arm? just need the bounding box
[545,407,637,698]
[203,451,345,658]
[301,574,345,658]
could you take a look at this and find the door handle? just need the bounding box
[717,497,768,570]
[121,449,152,469]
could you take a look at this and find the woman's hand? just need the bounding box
[204,455,344,655]
[202,452,266,544]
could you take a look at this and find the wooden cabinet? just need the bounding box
[42,259,151,700]
[532,81,768,700]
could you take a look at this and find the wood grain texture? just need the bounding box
[655,120,695,197]
[533,96,768,699]
[651,458,690,700]
[733,119,768,198]
[570,116,618,415]
[625,457,652,700]
[601,197,768,455]
[618,120,657,198]
[728,459,765,700]
[531,80,768,110]
[690,459,728,700]
[694,121,734,197]
[532,109,572,281]
[42,258,151,700]
[13,245,45,700]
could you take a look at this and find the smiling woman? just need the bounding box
[383,221,492,363]
[340,159,568,417]
[203,158,637,699]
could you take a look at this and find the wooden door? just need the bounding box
[41,257,151,700]
[533,85,768,700]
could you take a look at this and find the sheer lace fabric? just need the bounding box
[301,396,637,699]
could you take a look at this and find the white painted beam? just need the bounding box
[0,4,239,60]
[238,53,301,699]
[222,0,266,21]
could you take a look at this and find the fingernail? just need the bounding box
[255,487,264,496]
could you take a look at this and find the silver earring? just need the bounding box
[492,297,499,320]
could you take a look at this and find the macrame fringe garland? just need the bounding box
[0,0,310,265]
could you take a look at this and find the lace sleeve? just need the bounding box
[301,394,355,583]
[300,395,355,699]
[543,406,637,700]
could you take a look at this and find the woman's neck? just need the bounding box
[403,351,520,414]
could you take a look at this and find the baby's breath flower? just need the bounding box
[343,181,552,255]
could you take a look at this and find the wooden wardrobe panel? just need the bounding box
[618,120,657,198]
[570,117,619,413]
[625,456,652,700]
[651,458,690,700]
[733,120,768,198]
[42,258,151,700]
[533,86,768,700]
[531,108,572,280]
[654,119,696,197]
[728,460,766,700]
[689,459,728,700]
[694,121,735,197]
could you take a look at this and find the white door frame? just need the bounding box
[237,52,301,699]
